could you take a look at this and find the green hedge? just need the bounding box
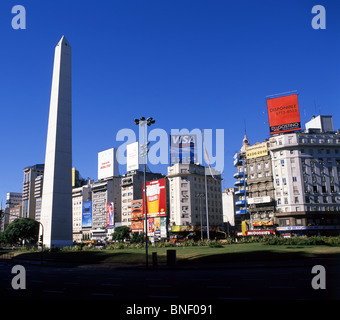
[34,236,340,253]
[262,235,340,246]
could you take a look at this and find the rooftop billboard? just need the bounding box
[126,142,139,172]
[266,94,301,134]
[98,148,118,180]
[246,142,268,159]
[170,134,197,165]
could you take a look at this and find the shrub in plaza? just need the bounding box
[262,235,340,246]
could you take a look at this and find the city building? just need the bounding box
[34,174,44,221]
[1,192,22,231]
[167,163,223,231]
[120,170,164,227]
[233,134,276,235]
[9,204,22,225]
[72,180,93,243]
[22,164,44,220]
[91,177,121,241]
[269,115,340,236]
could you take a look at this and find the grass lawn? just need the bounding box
[12,243,340,266]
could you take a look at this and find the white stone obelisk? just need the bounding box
[40,36,73,248]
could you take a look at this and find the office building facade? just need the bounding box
[22,164,44,220]
[270,115,340,236]
[91,177,121,241]
[1,192,22,231]
[72,180,93,243]
[233,134,276,234]
[167,163,223,229]
[121,170,164,227]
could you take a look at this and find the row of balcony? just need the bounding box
[233,171,244,178]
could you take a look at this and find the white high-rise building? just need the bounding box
[269,115,340,236]
[167,163,223,229]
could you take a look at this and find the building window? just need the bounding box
[279,219,290,226]
[296,218,303,226]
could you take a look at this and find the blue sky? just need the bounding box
[0,0,340,205]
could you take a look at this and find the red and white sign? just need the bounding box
[237,230,275,236]
[266,94,301,134]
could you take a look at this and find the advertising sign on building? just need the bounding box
[131,199,144,233]
[131,220,144,232]
[106,202,114,228]
[131,199,143,220]
[144,179,167,218]
[127,142,139,172]
[170,135,197,165]
[246,143,268,159]
[266,94,301,134]
[247,196,271,204]
[82,201,92,228]
[98,148,118,180]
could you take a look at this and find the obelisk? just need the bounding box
[40,36,73,248]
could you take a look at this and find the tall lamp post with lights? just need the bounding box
[134,116,155,268]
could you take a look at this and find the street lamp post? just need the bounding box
[196,193,205,241]
[134,116,155,268]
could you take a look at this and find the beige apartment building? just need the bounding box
[167,163,223,229]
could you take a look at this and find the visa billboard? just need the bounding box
[170,134,197,165]
[266,94,301,134]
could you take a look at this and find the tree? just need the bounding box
[3,218,39,245]
[112,226,130,242]
[131,232,145,243]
